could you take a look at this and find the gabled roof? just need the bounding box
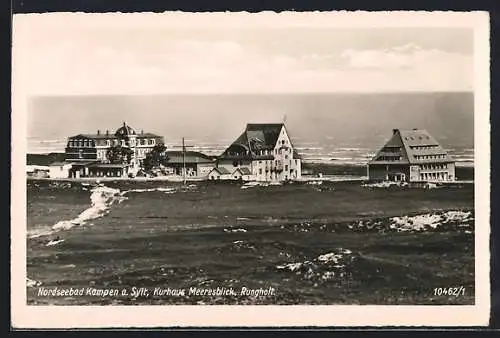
[233,167,252,175]
[220,123,301,160]
[165,151,215,164]
[246,123,283,150]
[369,128,454,165]
[210,167,231,175]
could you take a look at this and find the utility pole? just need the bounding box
[182,137,186,185]
[172,137,194,185]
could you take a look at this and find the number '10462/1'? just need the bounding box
[433,286,466,297]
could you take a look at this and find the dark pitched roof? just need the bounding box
[369,129,453,165]
[165,151,215,164]
[234,167,252,175]
[71,132,163,140]
[210,167,231,175]
[246,123,283,149]
[220,123,301,160]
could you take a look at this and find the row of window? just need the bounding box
[68,138,156,148]
[404,135,430,141]
[420,172,449,180]
[256,146,290,156]
[69,139,95,148]
[414,154,446,160]
[410,145,438,150]
[377,156,402,161]
[420,163,449,170]
[257,159,298,166]
[258,167,293,175]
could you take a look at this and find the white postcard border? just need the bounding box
[11,10,491,328]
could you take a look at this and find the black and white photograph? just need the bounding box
[11,11,490,327]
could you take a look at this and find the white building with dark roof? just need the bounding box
[208,167,232,180]
[368,128,456,182]
[65,122,165,177]
[218,123,301,182]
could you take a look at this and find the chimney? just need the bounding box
[123,121,127,127]
[413,128,418,131]
[141,129,144,135]
[106,130,109,135]
[392,129,399,135]
[97,129,100,135]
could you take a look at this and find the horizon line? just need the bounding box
[29,91,475,99]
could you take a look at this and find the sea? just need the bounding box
[27,92,474,166]
[26,92,475,305]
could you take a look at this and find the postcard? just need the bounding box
[11,10,490,328]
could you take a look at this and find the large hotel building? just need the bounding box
[367,128,456,182]
[65,122,164,177]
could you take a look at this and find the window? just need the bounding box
[285,165,288,171]
[282,140,285,145]
[285,155,288,159]
[259,168,262,175]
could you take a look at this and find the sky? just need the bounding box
[13,12,476,95]
[13,12,482,153]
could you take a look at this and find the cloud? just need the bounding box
[340,42,471,71]
[337,43,473,91]
[15,32,473,96]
